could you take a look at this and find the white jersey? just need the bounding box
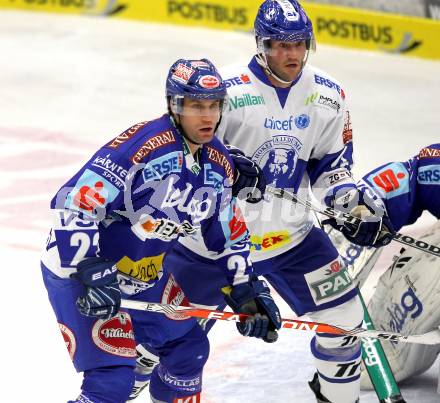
[179,57,356,261]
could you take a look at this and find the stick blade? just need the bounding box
[405,329,440,345]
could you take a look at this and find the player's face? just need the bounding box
[266,40,307,84]
[178,98,221,145]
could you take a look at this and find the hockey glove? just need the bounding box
[70,257,121,320]
[222,278,281,343]
[324,189,395,248]
[226,144,266,204]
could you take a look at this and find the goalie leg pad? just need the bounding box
[308,296,363,403]
[364,222,440,386]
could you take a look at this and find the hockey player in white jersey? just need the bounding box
[165,1,395,402]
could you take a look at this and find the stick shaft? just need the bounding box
[120,299,440,345]
[267,186,440,258]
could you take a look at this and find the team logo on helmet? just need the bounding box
[172,63,195,85]
[264,7,276,21]
[278,0,300,22]
[199,75,220,89]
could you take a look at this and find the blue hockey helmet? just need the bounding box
[254,0,314,47]
[166,58,228,116]
[254,1,315,84]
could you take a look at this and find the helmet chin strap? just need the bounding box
[255,50,310,86]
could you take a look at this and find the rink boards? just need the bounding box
[1,0,440,60]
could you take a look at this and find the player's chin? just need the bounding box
[197,127,215,142]
[283,64,301,80]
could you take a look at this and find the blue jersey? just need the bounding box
[42,114,252,295]
[358,143,440,231]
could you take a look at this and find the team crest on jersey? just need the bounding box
[252,135,302,187]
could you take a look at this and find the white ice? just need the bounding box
[1,10,440,403]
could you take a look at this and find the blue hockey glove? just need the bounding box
[222,278,281,343]
[324,189,395,248]
[70,257,121,320]
[226,144,266,203]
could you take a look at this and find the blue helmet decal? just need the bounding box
[254,0,314,43]
[166,58,227,100]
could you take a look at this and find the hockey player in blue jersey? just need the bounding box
[340,144,440,388]
[165,1,395,402]
[357,144,440,231]
[41,58,281,403]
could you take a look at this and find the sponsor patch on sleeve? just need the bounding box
[366,162,409,198]
[65,169,120,218]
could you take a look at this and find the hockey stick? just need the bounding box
[359,293,406,403]
[267,186,440,258]
[120,300,440,345]
[312,213,406,402]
